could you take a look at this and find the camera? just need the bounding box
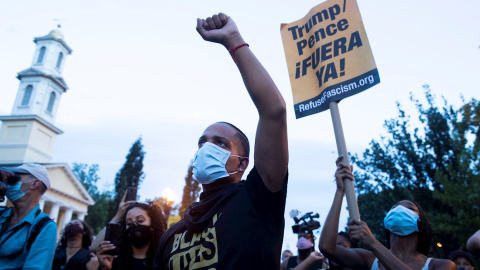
[291,211,321,234]
[0,168,20,202]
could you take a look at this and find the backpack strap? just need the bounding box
[26,209,54,251]
[0,206,12,237]
[0,206,8,215]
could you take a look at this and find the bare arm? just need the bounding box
[319,156,372,269]
[467,229,480,256]
[430,259,457,270]
[350,222,413,270]
[196,13,288,192]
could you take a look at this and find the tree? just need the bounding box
[73,163,100,196]
[351,85,480,257]
[72,163,113,234]
[179,161,201,218]
[108,137,146,219]
[147,197,180,218]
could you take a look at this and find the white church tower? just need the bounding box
[0,27,72,163]
[0,28,95,233]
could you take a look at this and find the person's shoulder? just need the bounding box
[245,165,259,179]
[35,211,56,228]
[246,165,288,185]
[429,258,456,270]
[160,219,186,240]
[33,213,57,237]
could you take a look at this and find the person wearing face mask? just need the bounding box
[153,12,288,270]
[52,220,99,270]
[0,163,57,270]
[96,202,167,270]
[319,156,456,270]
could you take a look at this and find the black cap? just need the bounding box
[448,250,474,265]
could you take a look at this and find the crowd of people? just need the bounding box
[0,12,478,270]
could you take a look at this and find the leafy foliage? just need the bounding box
[179,161,201,218]
[72,163,113,234]
[352,85,480,257]
[147,197,180,217]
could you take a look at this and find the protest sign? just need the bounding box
[281,0,380,119]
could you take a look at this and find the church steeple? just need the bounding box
[11,26,72,123]
[0,27,72,163]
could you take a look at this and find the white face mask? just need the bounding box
[192,142,243,184]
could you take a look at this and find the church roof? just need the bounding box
[48,29,64,39]
[45,163,95,205]
[34,31,73,54]
[17,68,69,92]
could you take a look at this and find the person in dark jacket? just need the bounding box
[52,220,98,270]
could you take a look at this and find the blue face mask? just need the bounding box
[6,180,31,202]
[384,205,420,236]
[192,142,243,184]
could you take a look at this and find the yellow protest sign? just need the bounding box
[168,215,181,228]
[281,0,380,119]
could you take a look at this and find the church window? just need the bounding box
[56,52,63,69]
[37,47,46,63]
[21,85,33,106]
[47,92,56,113]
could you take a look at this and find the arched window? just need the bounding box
[56,52,63,69]
[37,47,46,64]
[47,92,56,113]
[21,85,33,106]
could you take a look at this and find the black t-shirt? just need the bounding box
[132,258,149,270]
[154,166,288,270]
[52,247,92,270]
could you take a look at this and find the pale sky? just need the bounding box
[1,0,479,254]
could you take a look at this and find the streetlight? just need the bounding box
[162,188,175,221]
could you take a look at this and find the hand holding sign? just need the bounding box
[281,0,380,220]
[334,156,353,192]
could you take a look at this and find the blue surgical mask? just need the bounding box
[6,180,31,202]
[384,205,420,236]
[192,142,243,184]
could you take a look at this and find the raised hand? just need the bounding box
[308,251,325,261]
[334,155,354,192]
[348,219,377,249]
[196,13,242,48]
[112,191,137,222]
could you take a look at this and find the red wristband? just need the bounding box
[228,43,249,65]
